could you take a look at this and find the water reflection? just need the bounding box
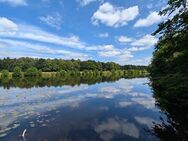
[0,75,147,89]
[150,77,188,141]
[94,117,140,140]
[0,77,162,141]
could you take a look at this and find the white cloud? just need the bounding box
[87,44,114,51]
[98,32,109,38]
[0,84,90,131]
[0,17,154,65]
[92,2,139,27]
[130,34,157,47]
[98,50,121,57]
[117,35,133,43]
[0,17,18,34]
[134,116,157,128]
[99,87,120,94]
[93,44,133,61]
[78,0,97,6]
[0,0,27,6]
[95,117,139,140]
[97,47,134,65]
[118,101,133,108]
[115,51,134,64]
[39,12,63,29]
[0,17,134,64]
[125,57,152,66]
[134,11,164,27]
[0,39,89,60]
[131,97,155,110]
[0,17,86,50]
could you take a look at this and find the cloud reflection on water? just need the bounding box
[0,78,158,140]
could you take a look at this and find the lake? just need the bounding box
[0,77,165,141]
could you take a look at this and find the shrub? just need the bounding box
[58,70,67,77]
[1,69,9,78]
[24,67,41,77]
[13,66,22,77]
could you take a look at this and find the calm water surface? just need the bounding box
[0,77,165,141]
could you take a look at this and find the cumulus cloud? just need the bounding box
[117,35,133,43]
[0,0,27,6]
[93,44,133,62]
[125,57,152,66]
[89,34,155,64]
[0,17,155,65]
[130,34,158,47]
[134,11,164,27]
[92,2,139,27]
[99,50,121,57]
[98,49,134,65]
[39,12,63,30]
[116,34,157,53]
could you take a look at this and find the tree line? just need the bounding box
[0,57,147,72]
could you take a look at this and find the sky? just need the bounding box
[0,0,167,65]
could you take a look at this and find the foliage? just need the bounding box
[1,69,9,78]
[150,0,188,77]
[58,70,67,77]
[24,67,41,77]
[149,0,188,140]
[0,71,148,89]
[0,57,147,72]
[13,66,22,77]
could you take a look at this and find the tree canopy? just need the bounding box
[0,58,147,72]
[150,0,188,77]
[149,0,188,140]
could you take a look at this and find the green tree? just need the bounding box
[24,67,41,77]
[150,0,188,77]
[1,69,9,78]
[13,66,22,77]
[58,70,67,77]
[149,1,188,140]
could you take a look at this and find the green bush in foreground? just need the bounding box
[1,69,9,78]
[13,66,22,77]
[24,67,41,77]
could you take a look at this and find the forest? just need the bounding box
[149,0,188,140]
[0,57,148,78]
[0,57,147,71]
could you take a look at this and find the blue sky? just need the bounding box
[0,0,167,65]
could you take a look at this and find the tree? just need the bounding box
[150,0,188,77]
[24,67,41,77]
[0,57,147,72]
[13,66,22,77]
[149,1,188,140]
[1,69,9,78]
